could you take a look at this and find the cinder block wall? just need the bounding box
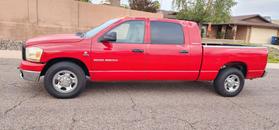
[0,0,163,40]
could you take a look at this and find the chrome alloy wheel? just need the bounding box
[224,74,240,93]
[52,70,78,93]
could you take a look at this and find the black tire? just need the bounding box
[213,68,245,97]
[44,62,86,98]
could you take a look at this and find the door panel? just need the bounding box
[146,44,199,80]
[146,21,199,80]
[92,43,147,81]
[91,20,148,81]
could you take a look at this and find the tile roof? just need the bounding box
[212,14,279,29]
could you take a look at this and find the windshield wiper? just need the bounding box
[76,32,85,38]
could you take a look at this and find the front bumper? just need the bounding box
[19,69,41,81]
[18,60,45,82]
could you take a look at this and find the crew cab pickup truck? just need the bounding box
[19,17,268,98]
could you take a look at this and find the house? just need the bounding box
[159,10,177,19]
[204,15,279,44]
[273,20,279,25]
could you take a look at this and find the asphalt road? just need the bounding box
[0,58,279,130]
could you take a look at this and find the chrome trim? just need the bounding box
[83,51,89,57]
[224,74,240,93]
[19,70,41,82]
[52,70,78,94]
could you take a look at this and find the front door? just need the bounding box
[91,20,148,81]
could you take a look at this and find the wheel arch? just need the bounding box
[220,61,247,78]
[40,58,90,77]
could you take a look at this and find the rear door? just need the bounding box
[146,20,199,80]
[91,19,148,81]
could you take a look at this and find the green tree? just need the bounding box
[129,0,160,13]
[173,0,236,26]
[153,1,161,9]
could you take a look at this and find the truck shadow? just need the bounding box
[84,81,215,95]
[22,79,216,98]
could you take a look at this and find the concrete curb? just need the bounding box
[266,63,279,69]
[1,50,279,69]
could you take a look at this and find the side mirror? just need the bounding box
[100,32,117,42]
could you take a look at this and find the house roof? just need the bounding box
[232,14,271,23]
[211,14,279,29]
[159,10,177,19]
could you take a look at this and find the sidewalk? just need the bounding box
[0,50,21,59]
[1,50,279,69]
[266,63,279,69]
[264,44,279,50]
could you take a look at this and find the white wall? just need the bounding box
[250,27,278,44]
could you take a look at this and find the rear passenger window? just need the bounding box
[151,21,184,44]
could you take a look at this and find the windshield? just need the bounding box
[85,18,120,38]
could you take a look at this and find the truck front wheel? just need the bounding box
[214,68,245,97]
[44,62,86,98]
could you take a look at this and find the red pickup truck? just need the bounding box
[19,17,268,98]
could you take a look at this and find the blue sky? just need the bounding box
[92,0,279,19]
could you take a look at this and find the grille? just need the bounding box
[22,44,26,60]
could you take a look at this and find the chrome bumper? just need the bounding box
[19,70,41,82]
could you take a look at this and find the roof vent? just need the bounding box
[263,16,272,22]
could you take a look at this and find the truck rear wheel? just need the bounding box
[214,68,245,97]
[44,62,86,98]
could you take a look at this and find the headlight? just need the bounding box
[26,47,43,62]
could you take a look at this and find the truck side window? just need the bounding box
[151,21,184,44]
[106,20,145,44]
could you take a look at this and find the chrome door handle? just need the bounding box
[132,49,144,53]
[179,50,189,54]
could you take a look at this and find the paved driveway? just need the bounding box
[0,58,279,130]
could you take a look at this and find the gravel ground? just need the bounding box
[0,58,279,130]
[0,39,24,50]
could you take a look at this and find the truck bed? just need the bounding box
[198,43,268,80]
